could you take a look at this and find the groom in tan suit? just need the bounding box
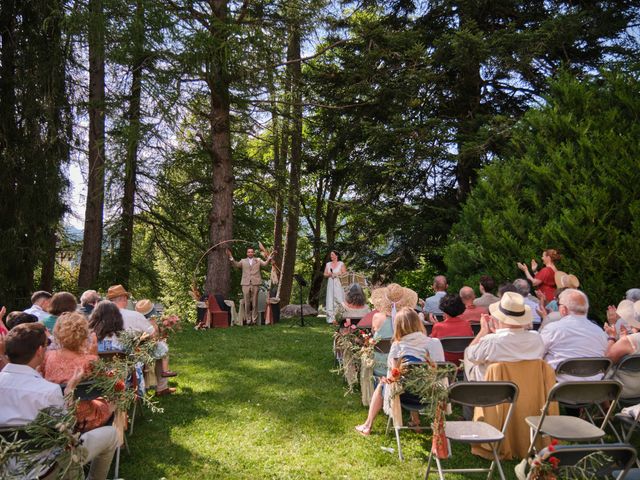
[229,247,271,325]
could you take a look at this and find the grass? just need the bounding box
[119,317,527,479]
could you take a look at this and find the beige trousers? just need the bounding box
[242,285,260,324]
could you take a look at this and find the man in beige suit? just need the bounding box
[229,247,271,325]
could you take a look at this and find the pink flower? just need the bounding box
[350,324,357,330]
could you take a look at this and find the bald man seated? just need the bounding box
[457,286,488,323]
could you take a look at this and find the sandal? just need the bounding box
[355,424,371,436]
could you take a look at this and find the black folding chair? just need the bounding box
[610,355,640,407]
[425,381,519,480]
[555,357,612,379]
[374,339,392,354]
[525,380,623,457]
[471,323,481,336]
[534,443,636,480]
[439,336,474,380]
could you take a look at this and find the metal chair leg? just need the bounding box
[395,427,403,460]
[425,451,433,479]
[491,444,506,480]
[434,456,445,480]
[113,445,120,479]
[385,415,391,435]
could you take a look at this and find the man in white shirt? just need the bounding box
[539,289,608,382]
[107,284,175,396]
[0,323,118,479]
[23,290,52,322]
[464,292,545,381]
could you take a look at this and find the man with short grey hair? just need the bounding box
[513,279,541,325]
[539,289,607,382]
[79,290,101,316]
[423,275,448,320]
[626,288,640,302]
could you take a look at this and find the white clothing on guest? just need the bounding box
[423,291,446,315]
[325,261,345,323]
[524,296,541,324]
[387,332,445,367]
[0,363,64,425]
[464,328,545,381]
[24,304,49,322]
[120,308,155,335]
[539,314,608,383]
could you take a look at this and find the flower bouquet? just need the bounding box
[157,314,181,340]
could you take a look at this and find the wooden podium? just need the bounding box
[207,295,229,328]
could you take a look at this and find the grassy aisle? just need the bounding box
[120,317,518,479]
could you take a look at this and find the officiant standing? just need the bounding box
[228,247,272,325]
[324,250,347,324]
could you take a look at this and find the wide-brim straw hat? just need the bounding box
[489,292,532,326]
[618,299,640,329]
[554,271,580,289]
[135,299,156,317]
[106,284,130,300]
[369,283,418,315]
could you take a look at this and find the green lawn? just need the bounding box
[118,318,524,479]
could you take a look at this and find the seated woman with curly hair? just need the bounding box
[42,311,114,432]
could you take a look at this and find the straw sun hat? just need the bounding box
[135,299,156,317]
[369,283,418,315]
[489,292,532,326]
[617,299,640,329]
[554,271,580,289]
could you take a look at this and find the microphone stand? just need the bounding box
[293,274,307,327]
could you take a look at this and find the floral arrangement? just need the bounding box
[525,440,614,479]
[89,357,163,414]
[389,359,456,459]
[333,326,377,392]
[118,330,160,365]
[157,314,181,339]
[0,407,85,480]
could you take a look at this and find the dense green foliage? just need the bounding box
[444,71,640,317]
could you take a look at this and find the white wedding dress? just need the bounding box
[325,261,345,323]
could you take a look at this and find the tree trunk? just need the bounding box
[270,66,286,269]
[116,0,145,286]
[307,178,325,309]
[78,0,106,290]
[204,0,233,298]
[40,228,57,292]
[278,24,302,306]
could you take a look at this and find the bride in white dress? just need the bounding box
[324,250,347,323]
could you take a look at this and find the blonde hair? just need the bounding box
[392,307,425,342]
[54,311,89,352]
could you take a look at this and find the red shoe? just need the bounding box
[161,371,178,377]
[156,387,176,397]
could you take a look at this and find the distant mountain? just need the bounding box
[64,225,84,242]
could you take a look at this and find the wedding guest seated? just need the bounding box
[457,286,487,323]
[513,278,541,326]
[355,307,444,435]
[107,285,154,335]
[464,292,544,381]
[23,290,52,322]
[135,299,176,378]
[430,293,473,364]
[606,298,638,337]
[626,288,640,302]
[540,289,607,382]
[422,275,448,319]
[370,284,419,378]
[474,275,499,307]
[42,312,112,432]
[6,312,38,330]
[79,290,101,317]
[0,323,118,480]
[341,284,370,327]
[89,301,125,352]
[41,292,78,332]
[605,300,640,364]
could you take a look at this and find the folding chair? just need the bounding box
[439,336,474,380]
[471,322,481,336]
[385,361,457,460]
[555,357,612,379]
[525,380,623,457]
[425,381,519,480]
[610,355,640,407]
[534,443,636,480]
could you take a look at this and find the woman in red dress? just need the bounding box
[517,249,561,303]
